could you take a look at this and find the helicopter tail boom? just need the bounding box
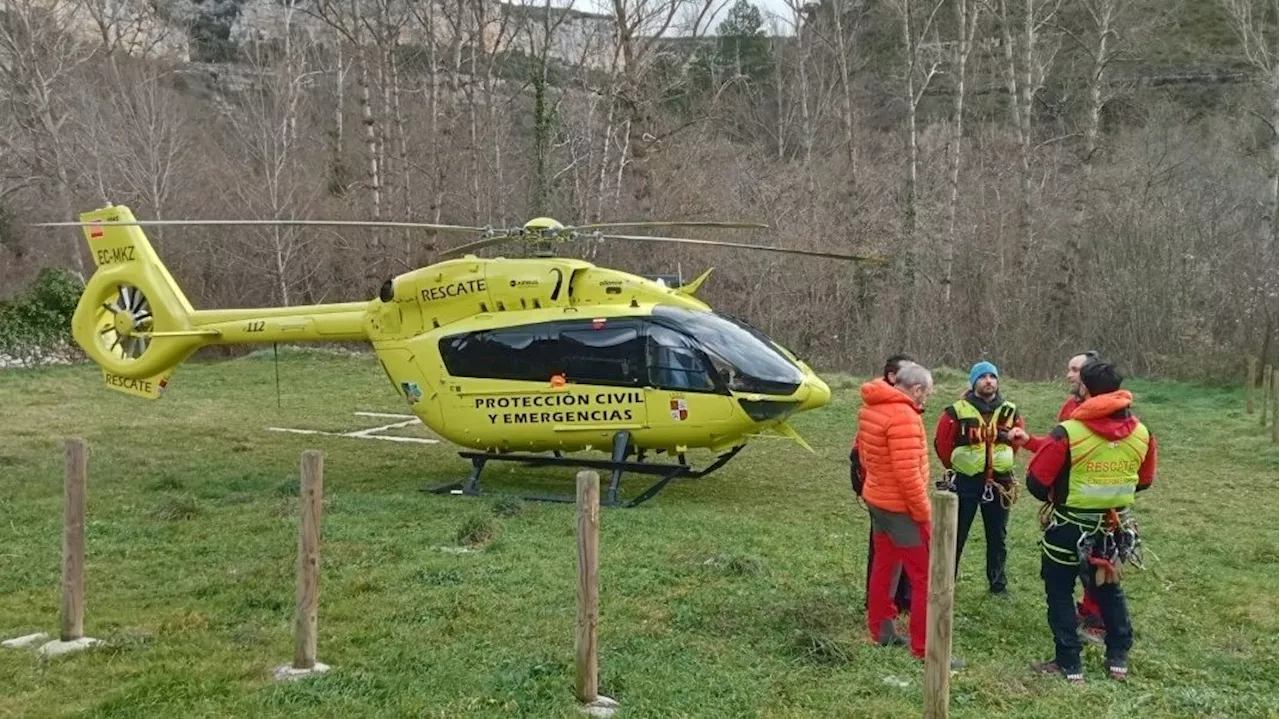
[69,204,370,394]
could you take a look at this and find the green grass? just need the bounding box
[0,352,1276,718]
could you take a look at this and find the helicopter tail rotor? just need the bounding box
[70,205,208,396]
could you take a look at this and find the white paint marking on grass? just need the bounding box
[267,411,440,445]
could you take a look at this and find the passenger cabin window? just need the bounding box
[645,324,716,392]
[440,319,645,386]
[559,322,644,386]
[439,327,558,382]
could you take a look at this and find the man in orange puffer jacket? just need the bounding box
[854,360,935,658]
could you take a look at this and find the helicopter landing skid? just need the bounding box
[424,443,745,508]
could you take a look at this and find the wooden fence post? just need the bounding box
[1246,356,1256,413]
[1272,370,1278,444]
[923,491,959,719]
[575,471,618,717]
[274,449,329,680]
[61,438,87,642]
[1262,365,1272,428]
[30,439,100,657]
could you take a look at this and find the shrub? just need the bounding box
[0,267,85,367]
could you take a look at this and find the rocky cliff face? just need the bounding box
[0,0,191,60]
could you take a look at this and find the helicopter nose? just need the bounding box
[799,374,831,412]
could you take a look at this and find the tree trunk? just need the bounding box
[1055,0,1112,340]
[832,0,858,168]
[1016,0,1037,271]
[39,106,85,278]
[900,1,918,288]
[943,0,979,304]
[357,48,382,224]
[389,47,412,265]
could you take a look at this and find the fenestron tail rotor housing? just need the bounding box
[97,283,153,361]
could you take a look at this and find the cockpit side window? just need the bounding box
[650,306,804,396]
[644,323,718,392]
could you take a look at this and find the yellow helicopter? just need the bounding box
[38,204,883,506]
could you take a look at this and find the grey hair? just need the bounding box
[894,361,932,390]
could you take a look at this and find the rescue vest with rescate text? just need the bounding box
[1060,418,1150,510]
[949,398,1017,476]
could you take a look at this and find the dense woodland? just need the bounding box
[0,0,1276,379]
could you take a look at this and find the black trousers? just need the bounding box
[955,489,1009,592]
[1041,524,1134,672]
[865,519,912,613]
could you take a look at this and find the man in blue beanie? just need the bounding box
[933,360,1027,596]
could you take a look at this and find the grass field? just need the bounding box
[1,350,1276,718]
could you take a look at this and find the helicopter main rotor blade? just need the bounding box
[597,234,888,263]
[564,221,771,232]
[30,219,489,233]
[437,234,526,259]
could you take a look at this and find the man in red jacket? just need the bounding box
[1014,350,1106,642]
[933,361,1026,597]
[1021,359,1157,682]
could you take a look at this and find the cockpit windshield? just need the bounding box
[651,306,804,396]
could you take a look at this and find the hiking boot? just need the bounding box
[1031,660,1084,684]
[1107,658,1128,682]
[873,619,906,647]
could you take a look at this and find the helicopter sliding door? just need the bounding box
[436,316,649,452]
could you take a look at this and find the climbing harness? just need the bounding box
[1037,500,1054,530]
[977,404,1019,508]
[935,468,957,494]
[1073,508,1146,584]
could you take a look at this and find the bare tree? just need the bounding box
[609,0,721,214]
[1216,0,1277,364]
[220,8,325,305]
[75,61,193,254]
[991,0,1061,271]
[891,0,945,287]
[80,0,192,59]
[0,0,97,276]
[941,0,982,303]
[1045,0,1128,341]
[309,0,383,225]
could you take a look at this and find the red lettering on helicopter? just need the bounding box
[95,246,135,265]
[420,278,487,302]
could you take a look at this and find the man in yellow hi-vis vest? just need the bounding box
[1024,359,1158,683]
[932,361,1026,596]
